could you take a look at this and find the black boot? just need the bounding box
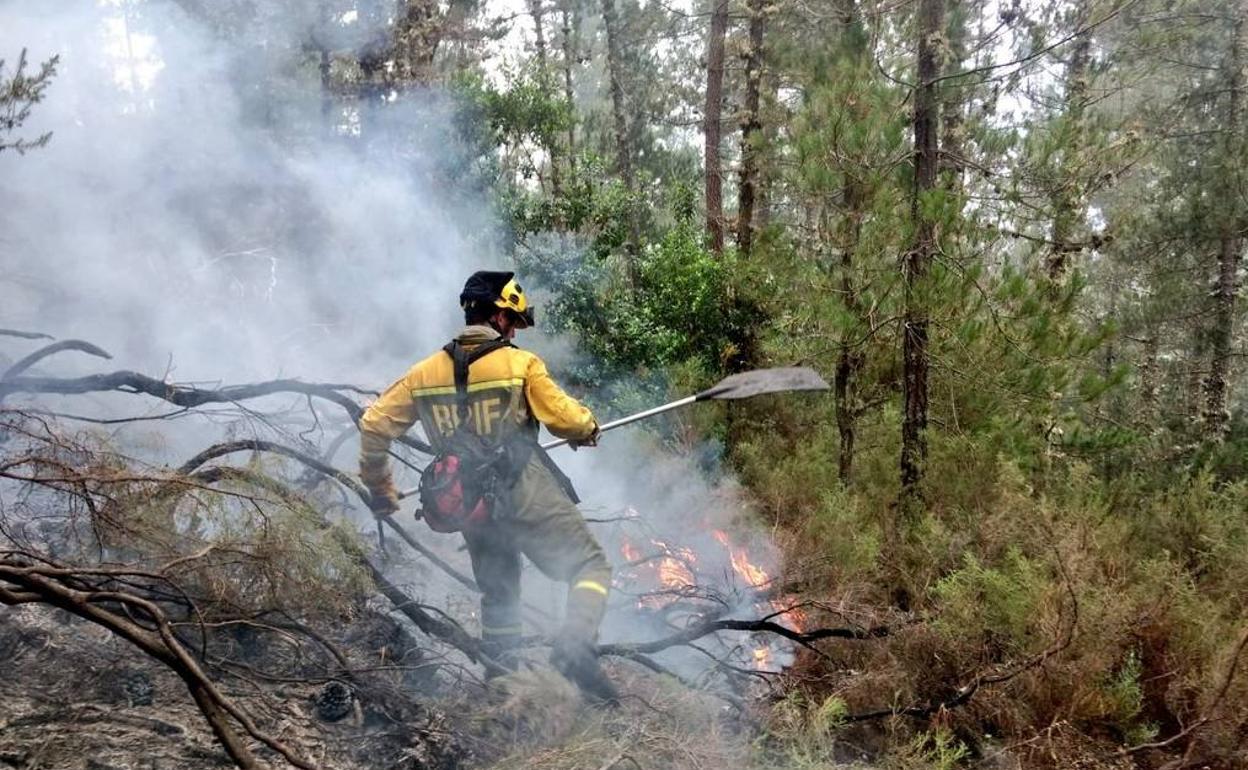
[482,634,522,679]
[550,639,619,706]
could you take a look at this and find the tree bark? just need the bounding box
[1047,0,1093,283]
[703,0,729,255]
[1139,333,1160,432]
[393,0,445,83]
[529,0,549,65]
[940,0,967,191]
[600,0,641,282]
[528,0,564,200]
[834,0,866,485]
[1203,0,1248,440]
[736,0,767,257]
[559,0,579,172]
[899,0,944,515]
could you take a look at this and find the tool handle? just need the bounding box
[541,394,698,450]
[396,394,698,499]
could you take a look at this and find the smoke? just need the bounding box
[1,0,791,681]
[2,0,485,383]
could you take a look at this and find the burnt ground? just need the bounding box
[0,603,762,770]
[0,604,468,770]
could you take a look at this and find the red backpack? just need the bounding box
[417,339,513,533]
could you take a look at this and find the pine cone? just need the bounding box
[122,670,154,707]
[314,681,354,722]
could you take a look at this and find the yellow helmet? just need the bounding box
[460,271,535,327]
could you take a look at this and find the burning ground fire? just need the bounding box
[612,524,805,674]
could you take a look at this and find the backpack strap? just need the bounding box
[442,338,514,424]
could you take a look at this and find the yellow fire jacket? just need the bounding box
[358,325,596,497]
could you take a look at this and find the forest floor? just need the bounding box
[1,594,1149,770]
[0,601,792,770]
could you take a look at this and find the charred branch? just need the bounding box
[599,617,889,658]
[0,329,54,340]
[177,447,507,678]
[0,556,320,770]
[178,439,478,594]
[0,370,432,454]
[2,339,113,380]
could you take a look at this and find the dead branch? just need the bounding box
[1115,623,1248,763]
[0,370,432,454]
[178,439,479,593]
[843,541,1080,724]
[2,339,113,380]
[599,617,889,658]
[178,452,509,678]
[0,329,53,340]
[0,557,320,770]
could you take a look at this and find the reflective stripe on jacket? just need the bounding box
[358,325,596,493]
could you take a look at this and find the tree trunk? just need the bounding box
[835,0,866,485]
[559,0,578,172]
[528,0,564,201]
[899,0,944,515]
[1203,0,1248,440]
[940,0,966,191]
[1047,0,1093,283]
[314,1,334,136]
[704,0,729,255]
[393,0,444,83]
[601,0,641,282]
[1139,333,1160,433]
[836,232,865,484]
[529,0,549,65]
[736,0,767,257]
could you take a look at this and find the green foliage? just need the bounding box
[0,48,58,153]
[1101,649,1146,728]
[889,729,970,770]
[518,188,753,389]
[932,549,1048,657]
[436,0,1248,761]
[756,690,852,769]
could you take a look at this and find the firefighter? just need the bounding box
[358,270,616,703]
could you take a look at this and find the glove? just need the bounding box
[367,485,400,517]
[568,422,601,451]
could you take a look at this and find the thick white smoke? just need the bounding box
[2,0,483,383]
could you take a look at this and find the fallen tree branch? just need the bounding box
[178,439,478,593]
[0,329,53,340]
[0,558,320,770]
[2,339,113,380]
[844,539,1080,724]
[1115,623,1248,763]
[178,449,509,677]
[0,370,432,454]
[598,617,889,657]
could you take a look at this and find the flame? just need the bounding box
[652,540,696,588]
[657,556,695,588]
[618,529,800,672]
[620,541,642,563]
[781,606,807,633]
[730,548,770,588]
[713,529,772,588]
[753,646,772,670]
